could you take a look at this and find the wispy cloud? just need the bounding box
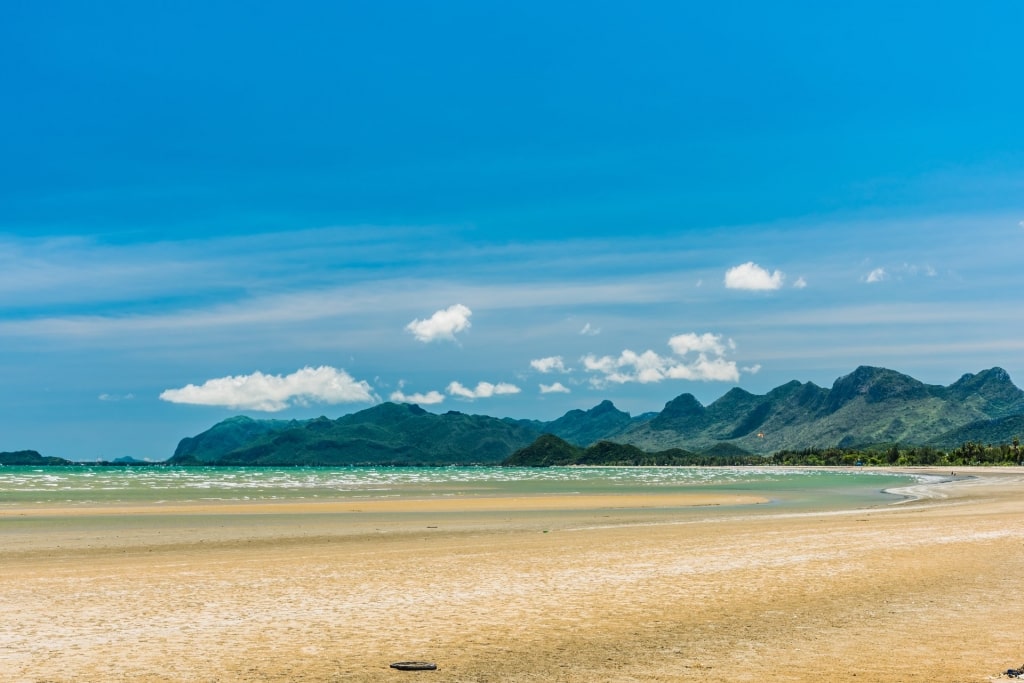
[539,382,571,394]
[724,262,785,291]
[863,263,936,284]
[0,275,696,346]
[159,366,376,411]
[768,302,1014,327]
[902,263,937,277]
[864,267,887,283]
[406,304,473,343]
[793,276,807,289]
[447,381,521,399]
[580,322,601,336]
[98,392,135,402]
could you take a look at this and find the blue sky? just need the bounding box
[2,1,1023,460]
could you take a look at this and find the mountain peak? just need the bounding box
[661,393,705,416]
[825,366,931,412]
[715,387,756,402]
[543,399,633,446]
[590,399,625,416]
[365,401,428,418]
[649,393,707,432]
[948,367,1024,418]
[952,367,1013,390]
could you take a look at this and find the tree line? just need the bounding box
[767,437,1022,467]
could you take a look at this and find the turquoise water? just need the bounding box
[0,466,926,510]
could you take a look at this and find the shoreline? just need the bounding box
[3,467,1023,682]
[0,491,770,519]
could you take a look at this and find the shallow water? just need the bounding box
[0,465,925,510]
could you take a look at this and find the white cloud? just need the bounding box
[793,276,807,289]
[539,382,571,394]
[579,322,601,336]
[390,389,445,405]
[582,331,742,387]
[865,267,887,283]
[405,304,472,343]
[665,355,742,382]
[667,332,728,356]
[724,262,785,291]
[582,354,617,375]
[742,364,762,374]
[159,365,376,411]
[446,381,522,399]
[530,356,568,373]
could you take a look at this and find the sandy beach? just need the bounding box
[2,467,1024,682]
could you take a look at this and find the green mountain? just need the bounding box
[945,368,1024,419]
[0,450,72,466]
[502,433,584,466]
[926,414,1024,448]
[542,399,644,446]
[165,366,1024,466]
[168,415,297,463]
[168,402,543,466]
[616,366,1024,454]
[503,435,708,467]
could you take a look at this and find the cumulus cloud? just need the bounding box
[539,382,571,394]
[667,332,728,356]
[530,356,568,373]
[390,389,445,405]
[865,267,887,283]
[579,322,600,336]
[160,365,376,411]
[446,381,521,399]
[582,332,747,387]
[405,304,472,343]
[724,262,785,291]
[665,355,743,382]
[793,276,807,289]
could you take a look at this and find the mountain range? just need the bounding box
[163,366,1024,466]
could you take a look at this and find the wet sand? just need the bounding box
[2,467,1024,682]
[0,491,767,518]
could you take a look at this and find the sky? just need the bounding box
[2,1,1023,460]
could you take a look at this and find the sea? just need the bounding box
[0,465,933,511]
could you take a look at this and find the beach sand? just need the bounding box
[2,467,1024,682]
